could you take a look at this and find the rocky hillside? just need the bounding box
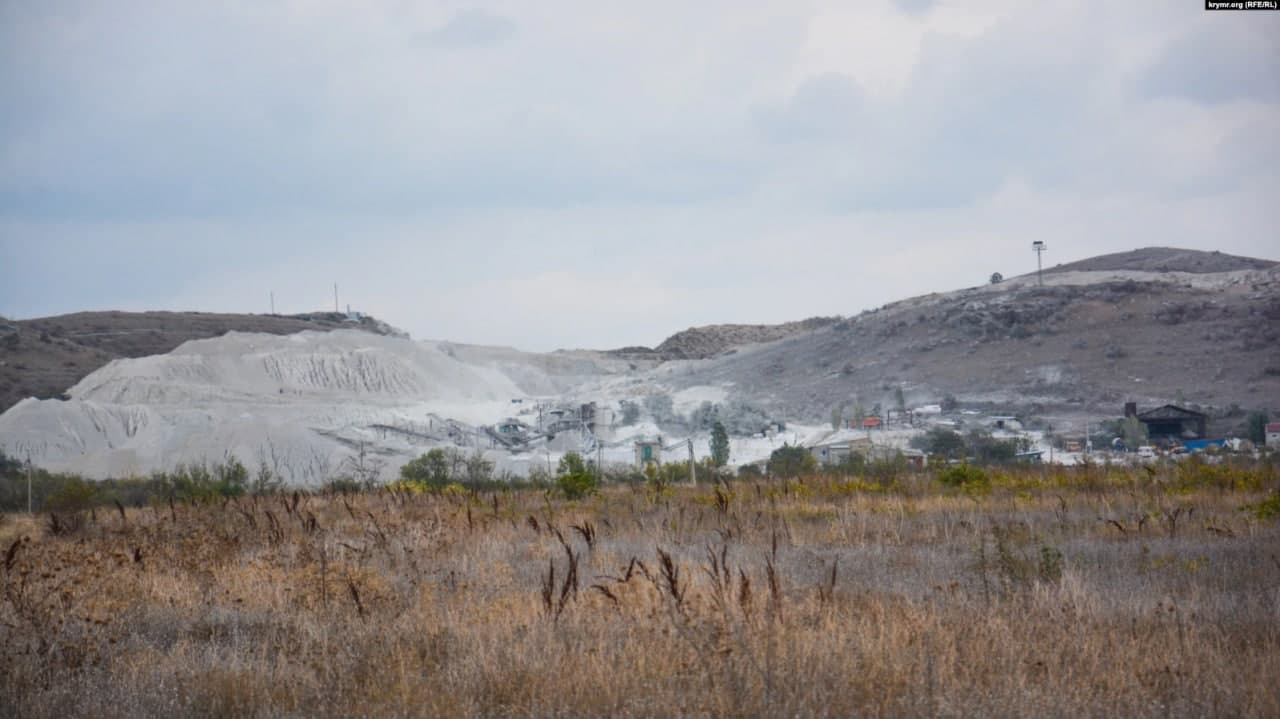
[0,311,405,413]
[609,317,839,360]
[666,250,1280,423]
[1045,247,1276,275]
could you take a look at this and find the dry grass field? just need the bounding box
[2,462,1279,718]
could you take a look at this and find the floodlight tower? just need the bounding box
[1032,241,1046,286]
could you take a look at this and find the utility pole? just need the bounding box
[333,283,339,313]
[26,454,33,515]
[270,291,275,315]
[1032,241,1046,286]
[688,438,696,487]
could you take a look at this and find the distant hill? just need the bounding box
[5,247,1278,433]
[654,317,840,360]
[1045,247,1276,275]
[663,249,1280,423]
[0,311,404,413]
[3,247,1278,481]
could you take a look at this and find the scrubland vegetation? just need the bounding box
[2,458,1279,717]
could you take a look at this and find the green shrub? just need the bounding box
[1243,493,1280,521]
[557,452,598,499]
[557,471,598,500]
[400,449,452,488]
[981,525,1064,593]
[938,463,987,487]
[767,444,817,478]
[43,476,97,513]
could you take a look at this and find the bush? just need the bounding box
[557,470,598,500]
[43,476,97,513]
[1243,493,1280,521]
[556,452,598,499]
[966,430,1025,464]
[938,463,987,487]
[979,525,1064,594]
[911,427,966,459]
[767,444,816,479]
[400,448,471,489]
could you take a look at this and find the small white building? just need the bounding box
[1267,423,1280,449]
[806,429,873,466]
[635,438,663,467]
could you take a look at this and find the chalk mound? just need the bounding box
[0,331,623,483]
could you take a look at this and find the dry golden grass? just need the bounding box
[2,467,1279,717]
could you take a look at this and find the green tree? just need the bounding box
[710,421,730,467]
[910,427,966,459]
[965,429,1019,464]
[556,451,597,499]
[938,463,988,487]
[767,444,816,478]
[214,456,249,497]
[0,449,22,477]
[1246,411,1269,444]
[557,451,588,477]
[1121,416,1148,450]
[400,448,451,487]
[463,450,495,484]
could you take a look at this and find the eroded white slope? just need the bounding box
[68,331,528,405]
[0,330,638,483]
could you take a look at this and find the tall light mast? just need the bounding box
[1032,241,1046,286]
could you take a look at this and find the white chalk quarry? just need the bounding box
[11,260,1232,483]
[0,329,760,483]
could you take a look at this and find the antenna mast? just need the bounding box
[1032,241,1046,286]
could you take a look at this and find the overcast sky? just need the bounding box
[1,1,1276,351]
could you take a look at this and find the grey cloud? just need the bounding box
[3,2,1279,349]
[814,18,1101,212]
[893,0,937,15]
[413,9,515,49]
[755,73,866,143]
[1138,23,1280,105]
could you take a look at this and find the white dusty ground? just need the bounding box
[0,328,1081,484]
[0,330,713,483]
